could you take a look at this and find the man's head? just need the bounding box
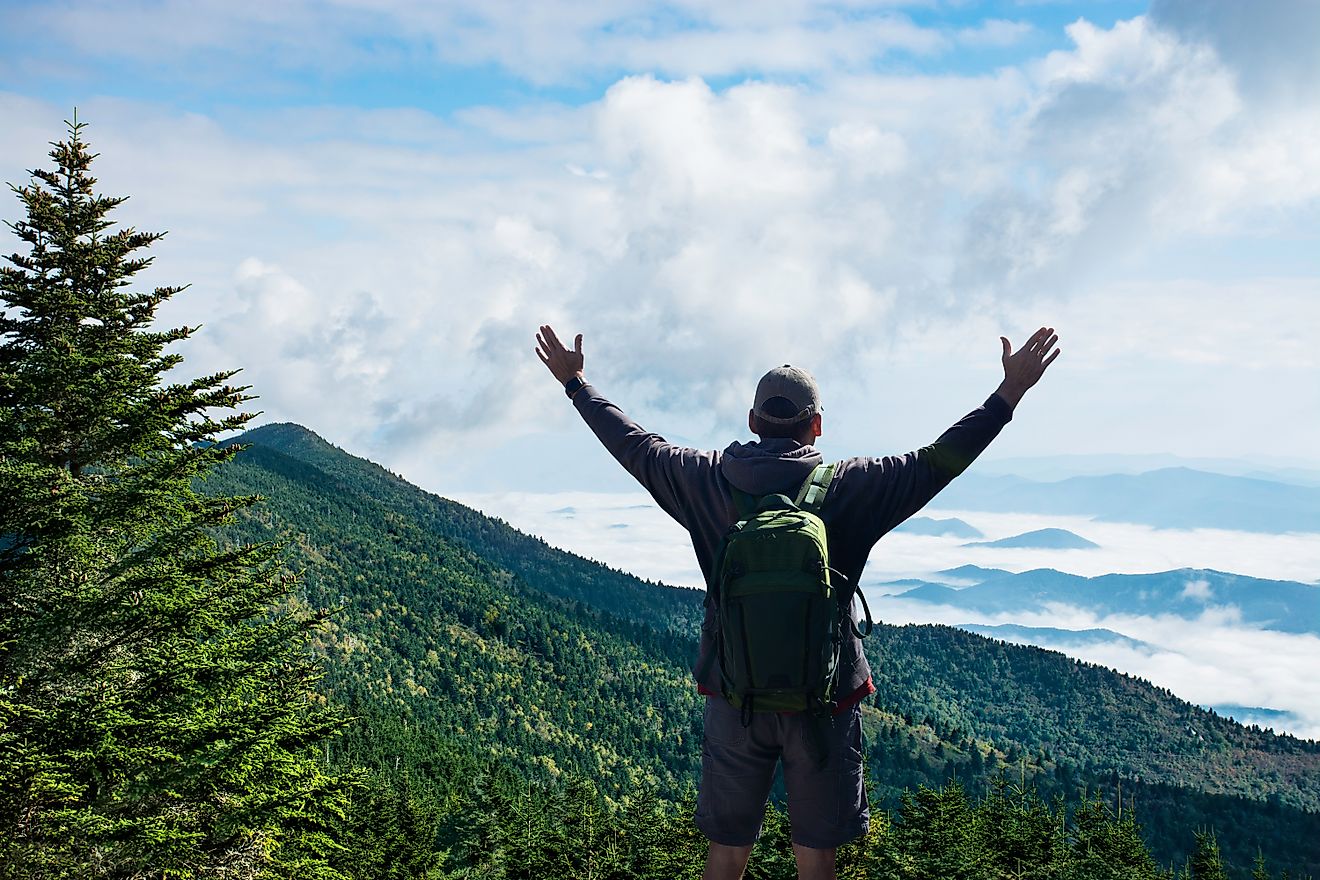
[748,364,823,445]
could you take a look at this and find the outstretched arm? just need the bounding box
[996,326,1061,409]
[532,324,719,532]
[844,327,1062,543]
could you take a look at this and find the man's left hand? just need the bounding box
[996,327,1060,408]
[536,324,585,385]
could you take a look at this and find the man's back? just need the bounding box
[534,322,1060,880]
[567,381,1013,702]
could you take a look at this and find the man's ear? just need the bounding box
[810,412,823,439]
[748,409,758,435]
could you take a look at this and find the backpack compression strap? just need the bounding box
[794,463,836,512]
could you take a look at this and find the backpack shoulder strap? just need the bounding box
[794,462,836,513]
[729,487,758,520]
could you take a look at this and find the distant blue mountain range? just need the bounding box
[957,623,1152,652]
[933,467,1320,533]
[1210,704,1306,732]
[963,527,1098,550]
[893,516,983,538]
[938,564,1010,582]
[880,567,1320,636]
[976,453,1320,487]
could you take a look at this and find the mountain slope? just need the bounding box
[209,427,707,795]
[204,424,1320,875]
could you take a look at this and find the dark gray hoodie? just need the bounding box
[572,384,1013,704]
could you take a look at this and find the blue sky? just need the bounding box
[2,0,1319,495]
[2,2,1152,111]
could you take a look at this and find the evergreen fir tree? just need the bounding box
[894,782,986,879]
[649,784,708,880]
[613,786,676,879]
[976,778,1068,879]
[1065,795,1163,880]
[837,796,902,880]
[336,770,444,880]
[444,762,516,876]
[1188,829,1230,880]
[744,800,798,880]
[0,118,352,878]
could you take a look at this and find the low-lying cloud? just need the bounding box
[459,490,1320,739]
[869,593,1320,741]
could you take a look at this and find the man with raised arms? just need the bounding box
[535,324,1060,880]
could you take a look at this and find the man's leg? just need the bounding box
[695,697,780,875]
[791,843,836,880]
[703,842,754,880]
[780,705,868,874]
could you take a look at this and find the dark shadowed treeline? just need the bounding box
[330,754,1295,880]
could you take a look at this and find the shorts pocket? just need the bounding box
[835,706,866,830]
[704,696,747,748]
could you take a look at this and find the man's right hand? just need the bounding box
[996,327,1060,409]
[535,324,585,385]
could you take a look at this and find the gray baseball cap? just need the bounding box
[752,365,821,425]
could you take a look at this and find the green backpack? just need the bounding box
[711,463,873,718]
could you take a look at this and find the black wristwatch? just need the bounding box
[563,376,587,399]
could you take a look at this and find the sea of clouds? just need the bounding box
[457,490,1320,739]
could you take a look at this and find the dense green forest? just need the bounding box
[3,121,1317,879]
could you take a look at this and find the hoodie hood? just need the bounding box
[720,438,823,496]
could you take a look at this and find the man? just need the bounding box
[534,324,1060,880]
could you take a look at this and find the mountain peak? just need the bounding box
[234,421,332,450]
[963,527,1099,550]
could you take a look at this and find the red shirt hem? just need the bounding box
[697,676,874,715]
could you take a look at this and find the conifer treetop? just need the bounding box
[1,115,253,476]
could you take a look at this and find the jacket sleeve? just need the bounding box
[571,384,719,530]
[840,393,1013,544]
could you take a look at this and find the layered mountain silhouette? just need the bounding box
[882,567,1320,636]
[932,468,1320,532]
[892,516,983,538]
[957,623,1153,652]
[963,527,1099,549]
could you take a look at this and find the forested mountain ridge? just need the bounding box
[233,422,702,639]
[205,422,1320,875]
[208,428,707,795]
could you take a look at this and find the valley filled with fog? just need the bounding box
[457,466,1320,739]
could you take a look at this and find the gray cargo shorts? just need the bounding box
[694,695,869,849]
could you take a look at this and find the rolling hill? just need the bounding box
[957,623,1153,652]
[892,516,984,538]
